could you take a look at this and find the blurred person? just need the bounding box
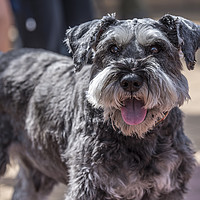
[10,0,94,55]
[0,0,13,52]
[120,0,147,19]
[92,0,146,20]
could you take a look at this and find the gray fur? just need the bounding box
[0,14,199,200]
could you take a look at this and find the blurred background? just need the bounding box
[0,0,200,199]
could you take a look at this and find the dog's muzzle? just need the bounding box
[119,73,147,126]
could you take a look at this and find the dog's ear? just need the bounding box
[159,14,200,70]
[65,14,117,72]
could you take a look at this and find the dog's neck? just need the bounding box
[155,111,169,126]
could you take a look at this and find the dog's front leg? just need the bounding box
[63,159,106,200]
[64,177,107,200]
[65,188,107,200]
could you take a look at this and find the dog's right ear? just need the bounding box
[159,15,200,70]
[65,14,117,72]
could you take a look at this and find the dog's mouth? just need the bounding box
[121,98,147,125]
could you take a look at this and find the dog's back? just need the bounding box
[0,49,46,176]
[0,49,69,116]
[0,49,76,179]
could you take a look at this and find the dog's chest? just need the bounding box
[94,158,175,200]
[96,168,148,199]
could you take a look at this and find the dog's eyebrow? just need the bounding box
[107,26,134,45]
[136,24,169,46]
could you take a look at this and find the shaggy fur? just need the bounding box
[0,14,199,200]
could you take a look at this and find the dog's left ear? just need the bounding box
[159,14,200,70]
[65,14,117,72]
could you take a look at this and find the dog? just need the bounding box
[0,14,199,200]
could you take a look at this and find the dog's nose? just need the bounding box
[120,74,143,92]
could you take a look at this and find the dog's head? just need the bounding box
[65,14,200,137]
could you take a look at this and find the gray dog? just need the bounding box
[0,14,199,200]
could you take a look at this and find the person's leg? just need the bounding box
[10,0,65,53]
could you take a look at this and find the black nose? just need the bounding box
[120,74,143,92]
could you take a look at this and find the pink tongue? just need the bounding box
[121,99,147,125]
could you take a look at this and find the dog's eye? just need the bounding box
[109,45,120,54]
[149,45,160,54]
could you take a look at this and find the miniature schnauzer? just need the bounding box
[0,14,199,200]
